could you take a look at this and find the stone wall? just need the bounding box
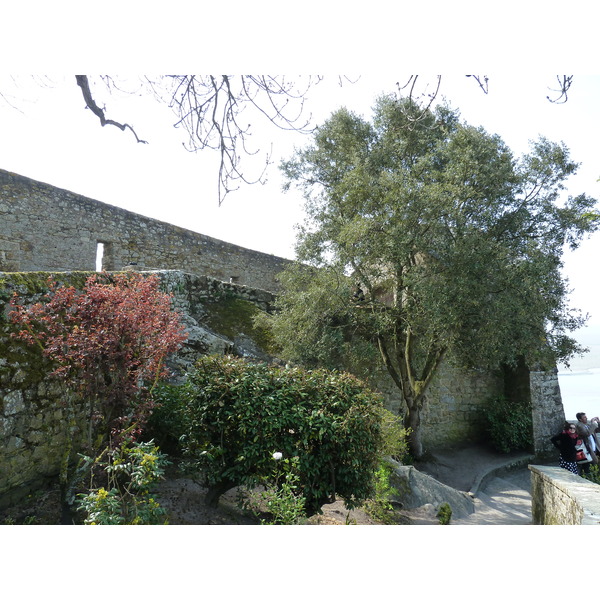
[529,465,600,525]
[422,362,503,447]
[530,371,566,459]
[377,360,503,448]
[0,169,291,292]
[0,269,277,508]
[0,272,93,509]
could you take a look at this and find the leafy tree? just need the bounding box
[159,354,384,515]
[272,95,599,458]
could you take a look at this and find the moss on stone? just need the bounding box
[0,271,100,298]
[204,297,280,356]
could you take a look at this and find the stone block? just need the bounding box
[3,390,24,416]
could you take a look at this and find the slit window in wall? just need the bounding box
[95,242,105,272]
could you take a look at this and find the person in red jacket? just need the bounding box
[551,423,580,475]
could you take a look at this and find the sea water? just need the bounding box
[558,332,600,420]
[558,369,600,420]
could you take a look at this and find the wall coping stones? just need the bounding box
[529,464,600,525]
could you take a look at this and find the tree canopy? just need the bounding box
[272,95,599,457]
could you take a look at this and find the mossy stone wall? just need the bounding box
[0,272,91,508]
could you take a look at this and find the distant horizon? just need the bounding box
[558,323,600,374]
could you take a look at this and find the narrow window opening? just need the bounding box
[95,242,105,272]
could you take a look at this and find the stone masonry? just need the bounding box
[0,169,291,292]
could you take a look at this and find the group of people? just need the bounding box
[551,412,600,476]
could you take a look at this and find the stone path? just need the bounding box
[414,445,536,525]
[452,467,533,525]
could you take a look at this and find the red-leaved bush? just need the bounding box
[10,272,188,446]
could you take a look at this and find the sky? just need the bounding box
[1,73,599,370]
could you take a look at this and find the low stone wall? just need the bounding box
[529,465,600,524]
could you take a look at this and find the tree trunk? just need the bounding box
[205,479,237,508]
[403,404,424,459]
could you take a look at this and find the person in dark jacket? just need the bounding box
[551,423,580,475]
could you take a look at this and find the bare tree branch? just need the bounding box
[547,75,574,104]
[394,75,442,129]
[466,75,489,94]
[162,75,321,204]
[75,75,148,144]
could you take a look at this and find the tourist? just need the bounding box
[551,423,580,475]
[575,412,600,467]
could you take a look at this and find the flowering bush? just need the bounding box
[157,355,385,515]
[76,440,169,525]
[244,454,307,524]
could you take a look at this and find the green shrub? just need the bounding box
[362,461,401,524]
[437,502,452,525]
[378,408,410,463]
[146,383,188,456]
[164,354,385,515]
[582,464,600,485]
[482,395,533,454]
[244,455,307,524]
[76,440,169,525]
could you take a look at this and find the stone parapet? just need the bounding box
[529,464,600,525]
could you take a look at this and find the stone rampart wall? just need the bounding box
[423,362,503,447]
[0,169,290,292]
[378,361,503,448]
[529,465,600,524]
